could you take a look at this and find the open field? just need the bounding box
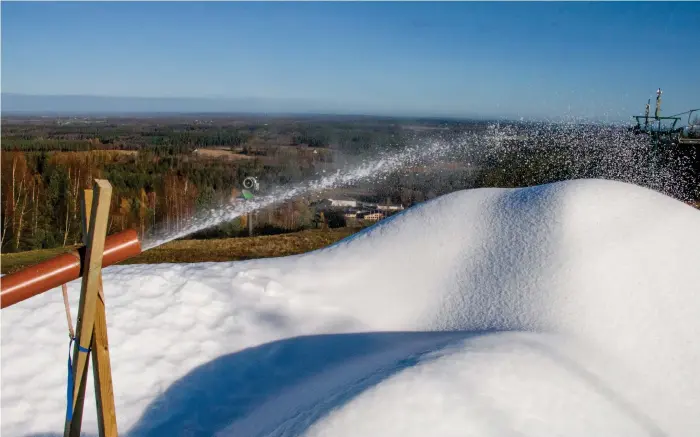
[0,227,360,275]
[3,115,699,257]
[0,245,78,275]
[192,148,257,160]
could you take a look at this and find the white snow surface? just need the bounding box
[2,178,700,436]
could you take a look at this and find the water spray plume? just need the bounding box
[144,122,694,250]
[144,136,466,249]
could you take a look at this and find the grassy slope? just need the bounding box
[1,246,78,274]
[0,228,358,275]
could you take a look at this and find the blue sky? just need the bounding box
[2,1,699,119]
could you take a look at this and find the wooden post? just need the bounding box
[64,180,113,437]
[82,188,119,437]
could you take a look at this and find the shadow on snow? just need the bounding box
[24,331,475,437]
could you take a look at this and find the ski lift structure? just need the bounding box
[630,88,700,146]
[630,89,700,202]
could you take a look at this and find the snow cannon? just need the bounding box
[1,179,143,310]
[242,176,260,191]
[240,176,260,200]
[0,228,142,309]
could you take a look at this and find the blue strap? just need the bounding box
[66,337,91,422]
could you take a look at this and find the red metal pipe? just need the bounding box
[1,229,141,309]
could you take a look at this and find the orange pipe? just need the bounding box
[1,229,141,309]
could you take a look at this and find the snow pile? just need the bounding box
[2,179,700,436]
[301,332,669,437]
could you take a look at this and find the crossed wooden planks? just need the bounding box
[64,180,118,437]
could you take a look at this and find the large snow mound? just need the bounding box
[2,179,699,436]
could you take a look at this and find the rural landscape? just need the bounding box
[3,114,698,273]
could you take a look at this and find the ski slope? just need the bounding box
[2,178,700,436]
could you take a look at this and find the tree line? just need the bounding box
[0,117,433,155]
[3,119,696,253]
[0,147,328,252]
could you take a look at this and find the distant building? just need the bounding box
[377,204,405,212]
[316,198,404,220]
[357,211,385,221]
[327,198,358,208]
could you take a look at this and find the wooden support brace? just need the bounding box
[64,180,114,437]
[83,187,119,437]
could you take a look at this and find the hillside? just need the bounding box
[2,179,700,436]
[0,227,359,275]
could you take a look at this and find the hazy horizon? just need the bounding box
[0,93,635,123]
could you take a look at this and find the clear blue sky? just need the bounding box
[2,1,699,119]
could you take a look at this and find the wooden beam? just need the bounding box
[82,189,119,437]
[91,275,118,437]
[65,180,112,437]
[64,193,94,435]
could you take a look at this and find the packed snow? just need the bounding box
[2,178,699,436]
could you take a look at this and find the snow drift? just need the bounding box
[2,178,699,436]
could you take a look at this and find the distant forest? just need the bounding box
[1,116,697,253]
